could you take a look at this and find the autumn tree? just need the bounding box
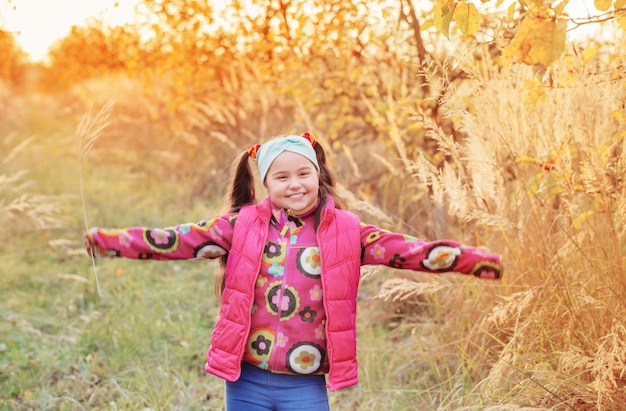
[37,0,625,206]
[0,28,27,87]
[39,22,141,92]
[425,0,625,66]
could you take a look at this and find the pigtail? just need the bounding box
[313,141,347,229]
[229,150,257,212]
[214,150,257,299]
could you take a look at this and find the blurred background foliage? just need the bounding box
[3,0,622,235]
[1,0,626,409]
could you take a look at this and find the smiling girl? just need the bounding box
[85,132,502,410]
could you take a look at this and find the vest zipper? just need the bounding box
[268,231,290,370]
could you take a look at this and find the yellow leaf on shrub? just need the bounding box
[507,2,516,21]
[617,3,626,32]
[453,2,481,35]
[503,16,567,67]
[573,210,594,230]
[434,0,457,38]
[594,0,612,11]
[523,79,546,110]
[526,173,543,196]
[554,0,568,16]
[421,18,435,31]
[582,46,598,64]
[556,55,577,87]
[515,155,540,165]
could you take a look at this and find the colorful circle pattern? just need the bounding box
[265,282,300,321]
[296,247,321,278]
[144,228,178,253]
[246,328,275,368]
[285,342,325,374]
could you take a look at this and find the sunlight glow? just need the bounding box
[0,0,140,62]
[0,0,617,63]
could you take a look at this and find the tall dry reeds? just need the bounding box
[0,137,70,231]
[389,50,626,409]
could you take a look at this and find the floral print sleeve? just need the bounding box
[87,213,237,261]
[360,223,502,279]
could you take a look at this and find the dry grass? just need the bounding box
[3,37,626,409]
[375,46,626,409]
[0,138,70,230]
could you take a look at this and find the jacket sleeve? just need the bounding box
[359,223,502,279]
[85,213,237,261]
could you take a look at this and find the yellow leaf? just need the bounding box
[421,18,435,31]
[572,210,594,230]
[453,2,481,35]
[515,155,540,165]
[433,1,457,38]
[617,0,626,29]
[522,79,546,110]
[594,0,612,11]
[555,56,577,87]
[582,46,598,64]
[502,16,567,67]
[554,0,569,15]
[507,2,516,21]
[611,110,623,122]
[527,173,543,196]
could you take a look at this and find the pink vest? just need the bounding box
[204,196,361,390]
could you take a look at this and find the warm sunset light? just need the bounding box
[2,0,625,409]
[0,0,139,62]
[0,0,616,63]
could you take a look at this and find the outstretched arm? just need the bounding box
[84,214,237,261]
[360,223,502,279]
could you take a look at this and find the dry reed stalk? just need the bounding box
[2,193,72,229]
[0,141,69,230]
[560,322,626,410]
[78,98,115,297]
[398,45,626,408]
[376,277,451,302]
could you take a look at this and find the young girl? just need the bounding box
[85,133,502,410]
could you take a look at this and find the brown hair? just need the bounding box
[213,138,346,299]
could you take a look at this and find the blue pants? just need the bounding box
[225,362,330,411]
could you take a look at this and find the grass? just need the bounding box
[2,46,626,410]
[0,92,485,410]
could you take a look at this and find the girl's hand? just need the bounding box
[472,261,503,279]
[84,231,96,258]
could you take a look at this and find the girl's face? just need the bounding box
[263,150,319,212]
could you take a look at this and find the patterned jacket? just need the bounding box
[87,196,501,390]
[205,196,362,390]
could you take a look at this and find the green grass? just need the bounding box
[0,97,479,409]
[4,53,626,410]
[1,243,224,409]
[0,124,482,410]
[0,115,513,409]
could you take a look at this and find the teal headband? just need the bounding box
[255,135,320,181]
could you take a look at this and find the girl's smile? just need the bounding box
[264,151,319,212]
